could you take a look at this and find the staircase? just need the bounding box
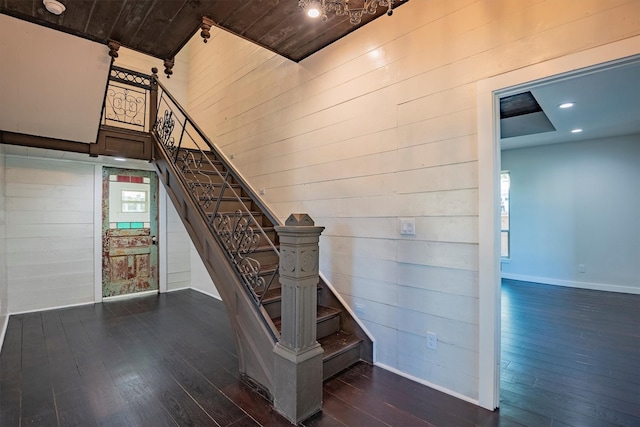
[168,146,368,381]
[135,67,373,407]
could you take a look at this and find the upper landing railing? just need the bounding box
[101,66,153,132]
[101,66,283,330]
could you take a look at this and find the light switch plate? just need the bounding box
[400,218,416,235]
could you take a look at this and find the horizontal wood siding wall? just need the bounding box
[5,156,95,312]
[166,199,191,291]
[185,0,640,399]
[2,153,196,312]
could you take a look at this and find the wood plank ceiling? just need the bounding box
[0,0,407,63]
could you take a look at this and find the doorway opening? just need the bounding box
[102,167,159,298]
[477,37,640,410]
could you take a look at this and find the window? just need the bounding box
[121,190,148,213]
[501,171,510,258]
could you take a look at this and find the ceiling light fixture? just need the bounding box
[571,128,583,133]
[558,102,575,109]
[113,157,127,162]
[43,0,66,15]
[306,0,322,17]
[299,0,401,25]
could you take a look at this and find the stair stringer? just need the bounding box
[153,143,277,398]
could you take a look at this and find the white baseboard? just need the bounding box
[190,287,222,301]
[374,362,480,407]
[102,290,159,301]
[9,300,96,316]
[501,273,640,295]
[165,286,191,293]
[165,286,222,301]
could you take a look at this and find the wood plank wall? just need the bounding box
[0,40,204,319]
[166,198,192,291]
[184,0,640,400]
[0,152,196,312]
[5,156,95,313]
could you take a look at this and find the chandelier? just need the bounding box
[298,0,401,25]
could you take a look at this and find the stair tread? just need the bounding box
[260,284,320,304]
[189,181,241,187]
[198,196,252,201]
[318,330,363,361]
[271,305,341,331]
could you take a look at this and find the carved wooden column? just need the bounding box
[273,213,325,424]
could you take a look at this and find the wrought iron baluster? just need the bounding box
[210,170,230,224]
[175,120,187,162]
[154,109,176,155]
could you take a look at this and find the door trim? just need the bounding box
[94,164,103,303]
[476,35,640,410]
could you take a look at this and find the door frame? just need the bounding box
[94,163,167,302]
[476,36,640,410]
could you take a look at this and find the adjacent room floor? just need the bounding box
[500,279,640,426]
[0,282,638,426]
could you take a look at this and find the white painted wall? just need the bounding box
[501,134,640,293]
[0,150,201,313]
[5,156,95,312]
[0,14,110,143]
[116,46,189,107]
[166,198,191,291]
[189,242,220,299]
[0,29,219,317]
[183,0,640,401]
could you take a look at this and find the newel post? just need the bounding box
[149,67,159,133]
[273,214,325,423]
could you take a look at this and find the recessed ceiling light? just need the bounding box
[43,0,66,15]
[114,157,127,161]
[571,128,583,133]
[558,102,575,109]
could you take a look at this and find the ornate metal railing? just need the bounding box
[150,71,282,311]
[99,66,282,338]
[101,66,152,131]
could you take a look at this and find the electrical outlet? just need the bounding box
[427,332,438,350]
[259,188,266,195]
[354,303,366,317]
[578,264,586,273]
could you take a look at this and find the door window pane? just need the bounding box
[122,190,148,213]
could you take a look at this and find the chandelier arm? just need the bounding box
[300,0,399,25]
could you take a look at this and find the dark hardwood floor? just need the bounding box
[500,279,640,427]
[0,282,638,426]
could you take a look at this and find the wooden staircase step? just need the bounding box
[260,285,320,319]
[318,330,363,380]
[270,305,342,339]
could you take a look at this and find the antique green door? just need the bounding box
[102,167,159,297]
